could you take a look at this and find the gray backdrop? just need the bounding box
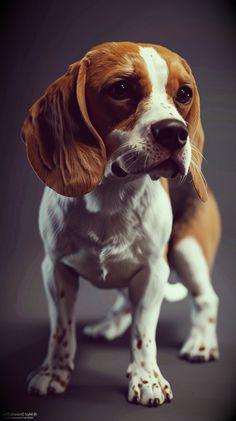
[0,0,235,420]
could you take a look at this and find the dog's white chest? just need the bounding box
[40,178,172,289]
[62,209,147,287]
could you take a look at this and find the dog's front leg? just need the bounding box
[127,257,173,407]
[27,256,79,395]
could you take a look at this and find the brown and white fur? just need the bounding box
[21,42,221,407]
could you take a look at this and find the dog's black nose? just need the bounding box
[151,119,188,150]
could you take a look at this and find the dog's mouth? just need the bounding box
[111,161,128,177]
[111,158,184,180]
[149,158,182,180]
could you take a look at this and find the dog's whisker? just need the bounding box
[191,158,207,186]
[177,174,188,186]
[110,146,132,161]
[110,143,144,162]
[191,144,207,162]
[123,156,141,172]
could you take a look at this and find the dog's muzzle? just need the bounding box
[111,118,189,180]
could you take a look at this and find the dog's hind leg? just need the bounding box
[169,191,221,362]
[83,289,131,340]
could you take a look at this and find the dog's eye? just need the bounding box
[175,86,193,105]
[108,80,133,100]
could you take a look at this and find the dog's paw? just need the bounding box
[83,312,131,341]
[126,362,173,407]
[179,327,219,362]
[27,364,72,395]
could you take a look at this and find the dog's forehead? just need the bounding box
[138,45,192,96]
[87,42,142,87]
[138,46,169,94]
[87,42,189,93]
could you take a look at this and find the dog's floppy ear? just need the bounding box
[21,58,106,197]
[181,59,208,202]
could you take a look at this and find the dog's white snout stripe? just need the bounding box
[139,46,185,126]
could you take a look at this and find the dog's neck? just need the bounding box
[83,165,151,216]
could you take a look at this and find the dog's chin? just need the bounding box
[111,158,186,180]
[149,158,184,180]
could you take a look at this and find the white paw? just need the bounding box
[126,362,173,407]
[179,325,219,362]
[83,312,131,341]
[27,364,72,395]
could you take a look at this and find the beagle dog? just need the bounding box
[21,42,221,407]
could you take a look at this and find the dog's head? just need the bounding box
[21,42,207,201]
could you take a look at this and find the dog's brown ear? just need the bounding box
[21,59,106,197]
[181,59,208,202]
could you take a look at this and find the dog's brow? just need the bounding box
[100,71,137,90]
